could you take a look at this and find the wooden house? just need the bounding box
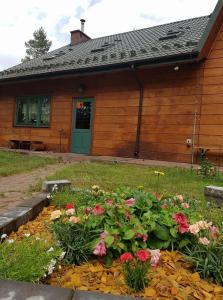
[1,1,223,164]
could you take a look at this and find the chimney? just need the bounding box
[80,19,85,32]
[70,19,91,46]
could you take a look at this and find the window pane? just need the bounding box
[75,101,91,129]
[17,100,27,124]
[27,99,38,124]
[40,97,50,126]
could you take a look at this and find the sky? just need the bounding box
[0,0,219,71]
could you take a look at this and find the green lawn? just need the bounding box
[48,162,223,225]
[0,151,56,177]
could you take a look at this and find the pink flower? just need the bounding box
[100,231,107,239]
[189,224,200,235]
[136,233,148,242]
[93,240,106,256]
[149,249,161,267]
[175,195,184,203]
[105,199,113,206]
[197,221,211,230]
[120,252,134,263]
[199,237,210,245]
[65,203,74,209]
[181,203,189,209]
[161,203,167,209]
[93,204,105,216]
[136,249,150,262]
[69,216,80,223]
[84,207,92,215]
[124,198,135,207]
[66,208,75,215]
[209,226,219,240]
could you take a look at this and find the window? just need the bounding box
[15,96,50,127]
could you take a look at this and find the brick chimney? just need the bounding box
[70,19,91,45]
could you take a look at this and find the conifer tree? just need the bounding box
[22,27,52,62]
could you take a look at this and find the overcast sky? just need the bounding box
[0,0,219,71]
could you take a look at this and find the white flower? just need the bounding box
[7,239,14,244]
[52,184,58,192]
[1,234,7,239]
[47,247,54,253]
[24,233,30,237]
[47,194,52,199]
[59,251,66,260]
[50,210,62,220]
[47,259,57,274]
[35,237,41,240]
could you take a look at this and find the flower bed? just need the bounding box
[0,185,223,299]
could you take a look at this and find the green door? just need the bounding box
[71,98,94,154]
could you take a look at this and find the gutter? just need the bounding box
[130,64,144,157]
[0,52,199,85]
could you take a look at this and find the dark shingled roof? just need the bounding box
[0,15,210,81]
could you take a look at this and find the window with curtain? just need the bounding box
[15,96,51,127]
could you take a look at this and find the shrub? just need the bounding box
[0,237,62,283]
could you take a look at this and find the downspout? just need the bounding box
[130,64,144,157]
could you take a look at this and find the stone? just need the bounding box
[204,185,223,207]
[42,180,71,193]
[0,207,32,235]
[19,193,49,219]
[73,291,141,300]
[0,279,74,300]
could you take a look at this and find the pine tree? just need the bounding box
[22,27,52,62]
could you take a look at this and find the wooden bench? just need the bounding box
[8,140,46,151]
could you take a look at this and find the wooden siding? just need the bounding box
[199,22,223,163]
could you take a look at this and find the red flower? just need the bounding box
[65,203,74,209]
[93,204,105,216]
[173,212,189,234]
[161,203,167,209]
[179,222,189,233]
[136,249,150,262]
[172,212,188,224]
[120,252,134,263]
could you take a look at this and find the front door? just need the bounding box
[71,98,94,154]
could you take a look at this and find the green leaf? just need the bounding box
[179,239,191,249]
[105,235,114,247]
[123,229,135,240]
[170,227,178,238]
[153,225,170,241]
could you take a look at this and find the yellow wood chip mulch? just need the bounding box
[9,206,223,299]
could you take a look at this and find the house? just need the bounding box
[0,1,223,164]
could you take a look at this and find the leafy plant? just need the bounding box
[0,237,61,283]
[184,240,223,285]
[198,148,216,178]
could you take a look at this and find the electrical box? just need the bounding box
[186,139,192,146]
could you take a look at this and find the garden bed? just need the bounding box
[1,182,223,300]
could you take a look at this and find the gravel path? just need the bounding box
[0,163,67,214]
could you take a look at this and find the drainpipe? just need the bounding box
[130,64,144,157]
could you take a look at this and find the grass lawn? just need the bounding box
[48,162,223,225]
[0,151,57,177]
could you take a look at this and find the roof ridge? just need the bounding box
[81,15,209,44]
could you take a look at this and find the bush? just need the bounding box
[0,237,62,283]
[184,240,223,285]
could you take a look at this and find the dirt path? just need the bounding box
[0,163,69,214]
